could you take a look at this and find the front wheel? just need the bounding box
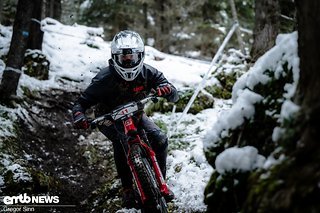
[129,145,168,213]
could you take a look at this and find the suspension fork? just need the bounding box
[139,141,170,195]
[137,129,170,195]
[124,117,147,203]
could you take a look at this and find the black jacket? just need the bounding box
[72,59,179,116]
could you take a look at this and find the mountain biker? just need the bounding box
[72,30,179,208]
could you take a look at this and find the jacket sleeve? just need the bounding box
[166,83,179,103]
[72,66,114,114]
[148,66,179,103]
[72,75,102,114]
[72,87,98,115]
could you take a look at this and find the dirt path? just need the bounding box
[17,89,118,212]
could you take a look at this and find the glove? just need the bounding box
[156,84,172,97]
[73,111,89,129]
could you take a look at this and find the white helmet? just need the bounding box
[111,30,145,81]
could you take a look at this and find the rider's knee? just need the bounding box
[149,130,168,153]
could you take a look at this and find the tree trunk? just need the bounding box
[0,0,35,103]
[294,0,320,159]
[295,1,320,108]
[250,0,280,61]
[53,0,61,21]
[0,1,3,23]
[154,0,170,52]
[46,0,61,21]
[143,3,148,44]
[27,0,43,50]
[111,0,129,36]
[267,1,320,212]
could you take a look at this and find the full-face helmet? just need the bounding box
[111,30,145,81]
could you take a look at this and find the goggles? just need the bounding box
[114,49,143,69]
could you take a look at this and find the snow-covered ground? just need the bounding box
[153,99,231,212]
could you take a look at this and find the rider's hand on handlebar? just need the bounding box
[73,111,89,129]
[156,83,172,97]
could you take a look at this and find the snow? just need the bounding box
[215,146,266,174]
[203,89,263,148]
[232,32,299,102]
[0,153,32,190]
[279,100,300,121]
[0,176,4,187]
[0,25,12,57]
[0,105,22,138]
[7,163,32,182]
[0,18,300,212]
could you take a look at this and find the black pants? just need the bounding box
[98,113,168,189]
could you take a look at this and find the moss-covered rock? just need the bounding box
[146,50,247,115]
[23,49,50,80]
[205,62,294,168]
[145,88,214,115]
[205,71,239,99]
[21,86,41,100]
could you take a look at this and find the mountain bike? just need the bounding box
[90,95,170,212]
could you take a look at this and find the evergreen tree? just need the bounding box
[79,0,143,40]
[0,0,18,26]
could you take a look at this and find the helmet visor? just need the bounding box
[115,52,142,69]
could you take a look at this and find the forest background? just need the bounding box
[0,0,295,60]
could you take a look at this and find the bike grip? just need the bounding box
[90,120,97,129]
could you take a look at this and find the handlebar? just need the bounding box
[139,95,158,105]
[90,95,158,129]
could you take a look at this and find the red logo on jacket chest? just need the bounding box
[133,85,144,92]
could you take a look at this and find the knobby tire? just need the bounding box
[130,144,168,213]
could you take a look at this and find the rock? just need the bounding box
[23,49,49,80]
